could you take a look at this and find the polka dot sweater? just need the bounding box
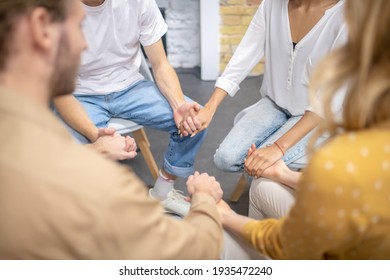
[242,129,390,259]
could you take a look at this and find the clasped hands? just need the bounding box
[244,143,285,179]
[174,102,212,137]
[91,127,138,161]
[175,102,285,179]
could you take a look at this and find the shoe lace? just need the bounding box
[169,189,188,203]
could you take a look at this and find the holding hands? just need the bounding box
[175,87,226,137]
[186,171,223,203]
[90,127,138,161]
[244,143,300,188]
[173,102,201,136]
[176,105,215,137]
[244,143,284,179]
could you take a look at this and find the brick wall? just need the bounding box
[155,0,263,75]
[220,0,264,75]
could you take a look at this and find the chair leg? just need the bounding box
[132,128,159,181]
[229,173,248,202]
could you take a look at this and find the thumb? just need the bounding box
[127,151,138,159]
[246,146,252,158]
[104,127,116,135]
[193,102,201,112]
[246,143,256,159]
[98,127,116,136]
[251,143,256,152]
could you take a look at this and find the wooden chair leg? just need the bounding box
[229,173,248,202]
[132,128,159,180]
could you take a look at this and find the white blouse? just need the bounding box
[215,0,346,116]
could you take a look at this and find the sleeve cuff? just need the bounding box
[215,77,240,97]
[306,98,324,118]
[140,23,168,47]
[242,220,262,243]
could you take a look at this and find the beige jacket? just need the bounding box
[0,87,223,259]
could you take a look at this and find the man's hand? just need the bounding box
[179,106,214,137]
[173,102,201,135]
[97,127,116,138]
[186,171,223,203]
[90,128,137,161]
[244,143,283,178]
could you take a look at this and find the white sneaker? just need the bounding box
[149,188,190,217]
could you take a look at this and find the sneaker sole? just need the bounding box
[164,209,184,217]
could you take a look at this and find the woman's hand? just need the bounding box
[244,143,284,178]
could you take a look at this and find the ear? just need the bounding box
[29,7,60,51]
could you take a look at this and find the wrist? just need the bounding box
[274,141,285,156]
[220,210,237,225]
[204,102,217,116]
[172,99,186,112]
[205,88,226,114]
[88,128,99,143]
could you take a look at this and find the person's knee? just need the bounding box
[249,178,294,219]
[249,182,265,219]
[213,146,241,172]
[249,178,279,219]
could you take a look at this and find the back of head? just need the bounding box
[0,0,68,71]
[311,0,390,139]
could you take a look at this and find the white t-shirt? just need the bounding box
[215,0,346,116]
[76,0,167,95]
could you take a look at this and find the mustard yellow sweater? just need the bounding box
[243,129,390,259]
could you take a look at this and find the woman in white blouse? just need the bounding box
[180,0,346,211]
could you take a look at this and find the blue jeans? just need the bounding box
[214,97,312,172]
[62,80,207,178]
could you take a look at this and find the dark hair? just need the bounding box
[0,0,69,70]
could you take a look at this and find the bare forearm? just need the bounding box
[204,87,228,116]
[278,169,301,189]
[275,110,321,153]
[221,212,254,237]
[144,40,186,111]
[152,63,185,110]
[53,95,98,142]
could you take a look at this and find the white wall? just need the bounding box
[200,0,219,80]
[156,0,200,68]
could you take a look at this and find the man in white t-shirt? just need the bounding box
[53,0,205,217]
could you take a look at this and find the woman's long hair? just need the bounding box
[309,0,390,147]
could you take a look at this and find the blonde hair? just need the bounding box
[309,0,390,146]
